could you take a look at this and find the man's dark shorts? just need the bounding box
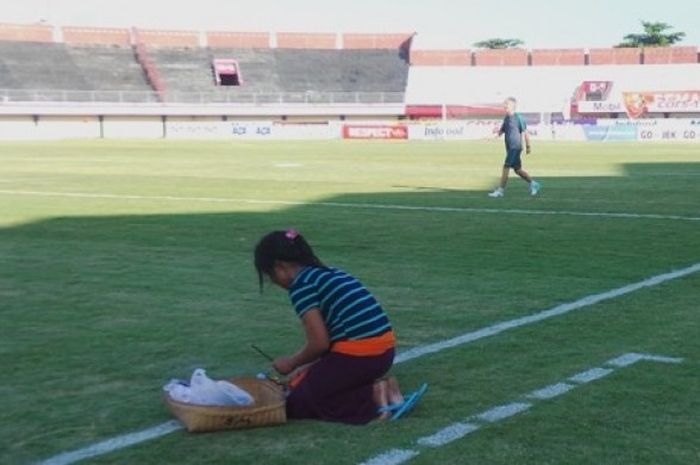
[504,148,522,170]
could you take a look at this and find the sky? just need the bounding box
[1,0,699,49]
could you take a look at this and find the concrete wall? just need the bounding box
[0,115,100,139]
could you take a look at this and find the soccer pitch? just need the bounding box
[1,140,699,465]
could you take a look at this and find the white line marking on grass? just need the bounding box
[34,263,700,465]
[416,422,480,448]
[358,449,420,465]
[568,367,614,384]
[525,382,576,400]
[395,261,700,364]
[476,402,532,422]
[605,352,646,367]
[359,353,684,465]
[636,354,684,364]
[604,353,684,368]
[37,420,183,465]
[1,189,699,222]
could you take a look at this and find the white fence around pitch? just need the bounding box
[1,116,699,142]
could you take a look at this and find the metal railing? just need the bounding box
[0,89,405,105]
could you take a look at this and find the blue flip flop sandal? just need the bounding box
[377,403,403,414]
[390,383,428,421]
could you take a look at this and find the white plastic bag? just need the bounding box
[163,380,196,404]
[163,369,254,407]
[214,380,256,406]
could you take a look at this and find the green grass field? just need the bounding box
[1,140,699,465]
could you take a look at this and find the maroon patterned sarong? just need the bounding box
[285,349,395,425]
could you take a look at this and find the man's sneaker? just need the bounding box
[488,188,504,198]
[530,181,542,196]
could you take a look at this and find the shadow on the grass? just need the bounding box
[1,161,700,465]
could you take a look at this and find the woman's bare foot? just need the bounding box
[373,380,391,421]
[386,377,404,406]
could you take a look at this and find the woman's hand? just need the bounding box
[273,356,296,375]
[273,309,330,376]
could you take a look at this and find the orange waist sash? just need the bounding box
[331,331,396,357]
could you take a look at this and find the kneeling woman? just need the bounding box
[254,229,425,424]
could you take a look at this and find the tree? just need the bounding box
[473,38,524,49]
[617,21,685,47]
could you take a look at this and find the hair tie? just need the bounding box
[285,229,299,240]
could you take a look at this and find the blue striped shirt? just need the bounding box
[288,267,392,343]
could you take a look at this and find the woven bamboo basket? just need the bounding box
[165,377,287,433]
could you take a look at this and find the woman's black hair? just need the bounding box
[254,229,324,290]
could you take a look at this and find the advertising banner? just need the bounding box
[623,91,700,118]
[633,119,700,142]
[167,121,338,140]
[230,121,274,139]
[167,121,230,139]
[576,101,626,114]
[582,124,638,141]
[409,121,553,141]
[410,121,498,141]
[342,124,408,140]
[576,88,700,119]
[168,121,274,139]
[637,126,700,142]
